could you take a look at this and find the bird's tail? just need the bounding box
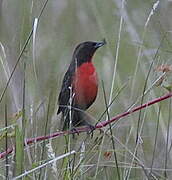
[60,109,91,130]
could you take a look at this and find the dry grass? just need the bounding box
[0,0,172,179]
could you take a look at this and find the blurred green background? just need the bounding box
[0,0,172,179]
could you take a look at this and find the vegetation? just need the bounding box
[0,0,172,179]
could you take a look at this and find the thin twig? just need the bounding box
[0,92,172,159]
[102,80,121,180]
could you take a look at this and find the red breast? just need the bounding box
[72,62,98,109]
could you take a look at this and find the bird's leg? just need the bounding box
[71,127,80,139]
[86,124,96,138]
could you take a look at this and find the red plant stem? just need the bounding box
[0,92,172,159]
[96,92,172,128]
[0,147,13,159]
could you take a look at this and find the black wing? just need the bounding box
[57,67,73,114]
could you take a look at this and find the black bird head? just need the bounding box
[72,39,106,66]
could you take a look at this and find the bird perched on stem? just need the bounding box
[57,40,106,130]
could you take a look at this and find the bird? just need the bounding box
[57,40,106,130]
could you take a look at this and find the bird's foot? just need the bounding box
[71,127,80,138]
[87,125,96,138]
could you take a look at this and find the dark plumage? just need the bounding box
[57,40,106,130]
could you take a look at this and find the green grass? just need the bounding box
[0,0,172,179]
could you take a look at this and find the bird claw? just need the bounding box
[70,125,96,138]
[87,125,96,138]
[71,128,80,138]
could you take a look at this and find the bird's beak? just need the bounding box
[94,39,106,48]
